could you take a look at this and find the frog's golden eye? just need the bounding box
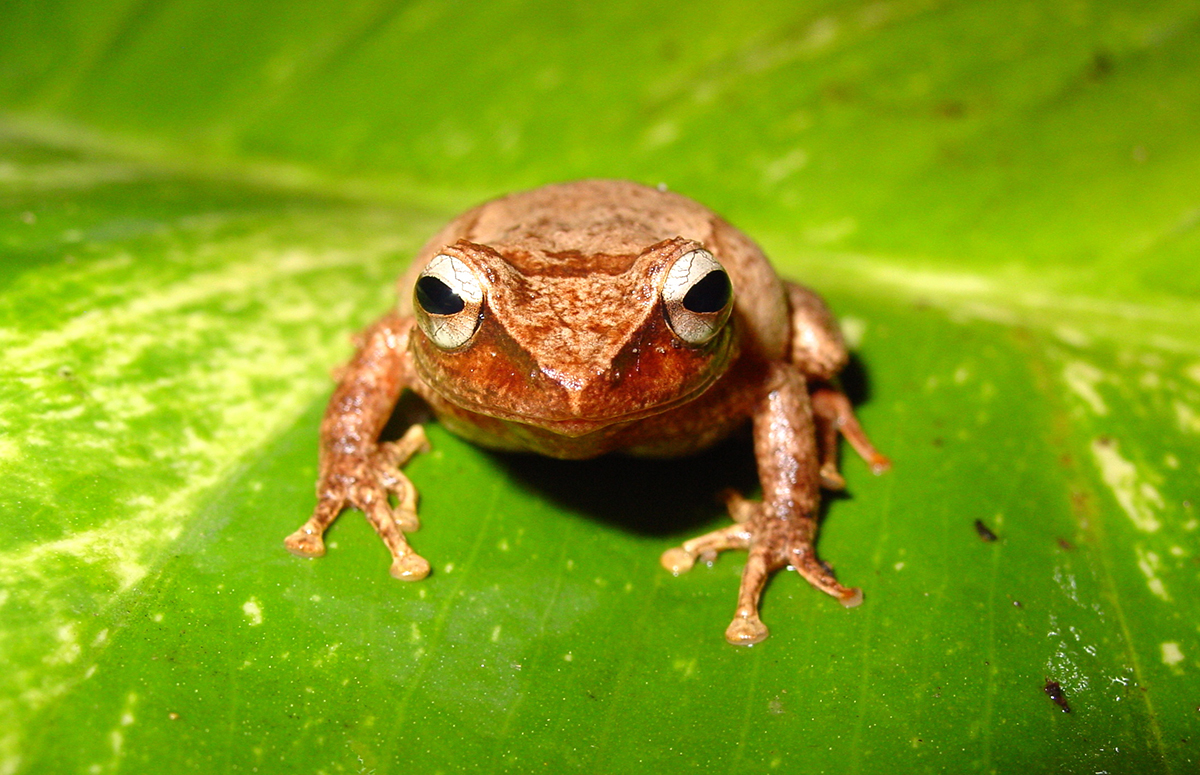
[662,249,733,345]
[414,254,484,350]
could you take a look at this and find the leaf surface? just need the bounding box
[2,1,1198,772]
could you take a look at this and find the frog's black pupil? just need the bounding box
[416,276,465,315]
[682,270,731,314]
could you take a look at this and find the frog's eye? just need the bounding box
[414,254,484,349]
[662,249,733,345]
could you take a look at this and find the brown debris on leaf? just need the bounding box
[1044,680,1071,713]
[974,519,998,542]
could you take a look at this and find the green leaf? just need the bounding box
[2,1,1198,772]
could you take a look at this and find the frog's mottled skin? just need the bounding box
[286,179,889,645]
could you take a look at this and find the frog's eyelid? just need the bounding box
[414,254,484,349]
[423,254,484,304]
[662,249,716,299]
[662,249,733,345]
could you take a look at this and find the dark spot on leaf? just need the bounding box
[974,519,998,542]
[1044,680,1070,713]
[1089,50,1113,80]
[935,100,965,119]
[821,80,856,102]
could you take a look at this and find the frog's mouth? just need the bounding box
[434,364,727,437]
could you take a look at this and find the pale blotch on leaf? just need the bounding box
[242,598,264,627]
[1135,546,1170,601]
[1063,361,1108,416]
[1090,438,1162,532]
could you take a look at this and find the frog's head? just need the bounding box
[407,237,738,436]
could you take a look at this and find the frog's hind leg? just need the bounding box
[812,389,848,490]
[810,384,892,488]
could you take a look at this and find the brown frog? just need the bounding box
[285,179,889,645]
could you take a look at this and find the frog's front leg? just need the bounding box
[285,313,433,580]
[662,364,860,645]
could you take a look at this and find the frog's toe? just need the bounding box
[374,468,421,531]
[725,615,769,646]
[660,547,695,575]
[789,548,863,607]
[284,528,326,558]
[378,425,431,467]
[285,497,345,558]
[661,523,752,579]
[393,507,420,533]
[719,489,757,523]
[819,463,846,491]
[390,552,431,581]
[838,586,864,608]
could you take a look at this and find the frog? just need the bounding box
[285,179,889,645]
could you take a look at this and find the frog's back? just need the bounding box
[463,179,721,272]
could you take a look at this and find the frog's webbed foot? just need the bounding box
[661,491,862,646]
[811,384,892,490]
[285,424,432,580]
